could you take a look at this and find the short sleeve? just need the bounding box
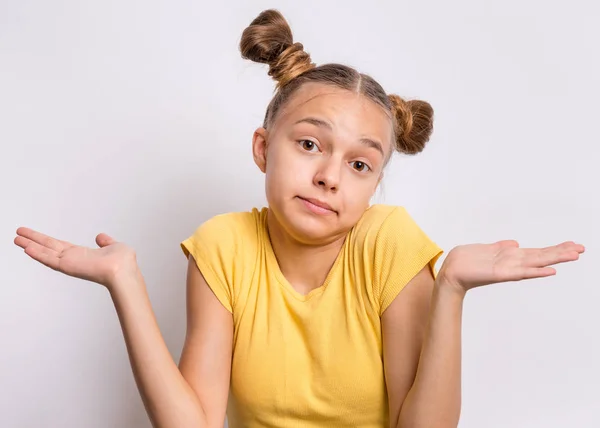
[372,207,443,315]
[180,213,246,313]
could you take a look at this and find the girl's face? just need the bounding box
[252,82,394,244]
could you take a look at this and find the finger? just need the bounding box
[496,240,519,249]
[524,242,584,255]
[15,227,67,252]
[95,233,116,248]
[14,235,32,250]
[552,241,585,253]
[522,246,581,268]
[22,240,61,271]
[521,266,557,279]
[548,251,580,266]
[14,234,59,256]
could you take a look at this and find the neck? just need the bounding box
[266,209,346,295]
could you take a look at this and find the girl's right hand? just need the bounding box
[14,227,139,290]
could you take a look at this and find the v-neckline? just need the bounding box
[261,210,347,302]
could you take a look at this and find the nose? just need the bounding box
[313,157,341,192]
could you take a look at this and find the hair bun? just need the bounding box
[240,9,315,89]
[388,94,434,155]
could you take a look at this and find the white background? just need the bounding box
[2,0,598,427]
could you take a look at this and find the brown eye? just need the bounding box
[351,161,371,172]
[300,140,318,152]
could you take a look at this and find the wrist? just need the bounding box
[434,273,467,300]
[108,266,146,300]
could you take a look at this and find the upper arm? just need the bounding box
[178,254,233,428]
[381,264,435,427]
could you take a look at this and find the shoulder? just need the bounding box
[355,203,441,263]
[363,204,411,225]
[350,204,420,249]
[182,208,265,258]
[180,208,267,313]
[350,204,444,315]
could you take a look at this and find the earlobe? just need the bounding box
[252,127,268,173]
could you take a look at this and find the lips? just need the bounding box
[298,197,336,213]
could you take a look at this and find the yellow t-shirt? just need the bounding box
[180,204,443,427]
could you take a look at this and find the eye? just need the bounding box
[350,161,371,173]
[299,139,319,152]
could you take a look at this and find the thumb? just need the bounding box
[496,239,520,249]
[96,233,117,248]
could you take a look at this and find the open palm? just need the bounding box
[441,240,585,292]
[14,227,137,289]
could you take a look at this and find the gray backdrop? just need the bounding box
[2,0,598,426]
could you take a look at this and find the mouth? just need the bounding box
[297,196,337,215]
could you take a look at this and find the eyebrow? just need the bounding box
[294,116,385,158]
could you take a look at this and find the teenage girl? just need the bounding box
[14,9,585,428]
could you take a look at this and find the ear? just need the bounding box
[252,127,268,173]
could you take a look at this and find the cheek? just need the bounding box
[341,177,377,208]
[266,149,311,187]
[264,148,301,199]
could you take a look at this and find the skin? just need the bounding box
[13,81,585,428]
[252,81,394,294]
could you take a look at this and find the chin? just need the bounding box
[290,225,337,245]
[284,204,343,244]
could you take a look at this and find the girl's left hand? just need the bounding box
[439,240,585,294]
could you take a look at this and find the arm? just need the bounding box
[382,239,584,428]
[109,254,233,428]
[178,254,233,427]
[382,265,465,428]
[13,226,233,427]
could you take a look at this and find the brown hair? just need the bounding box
[239,9,434,156]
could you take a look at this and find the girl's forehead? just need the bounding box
[286,83,368,110]
[276,84,394,145]
[281,84,390,125]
